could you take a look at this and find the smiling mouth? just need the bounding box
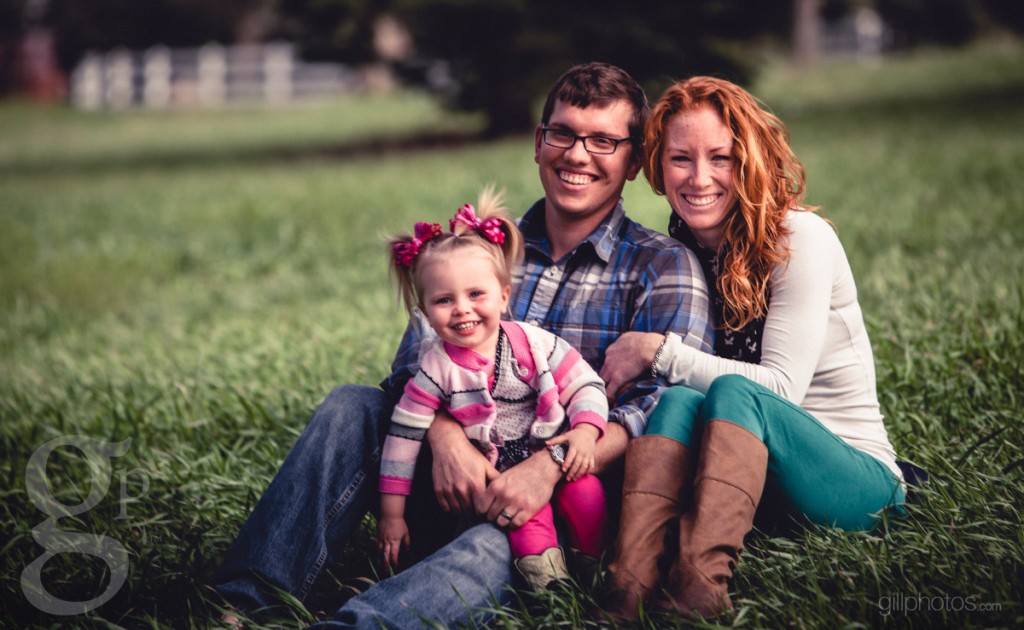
[684,194,720,207]
[453,322,479,332]
[559,170,594,185]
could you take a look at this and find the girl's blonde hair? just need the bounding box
[388,186,524,317]
[643,76,818,331]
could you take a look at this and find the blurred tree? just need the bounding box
[381,0,793,136]
[2,0,68,99]
[277,0,797,134]
[792,0,822,67]
[277,0,380,63]
[44,0,270,72]
[978,0,1024,34]
[40,0,1021,128]
[0,0,30,94]
[876,0,1024,46]
[1,0,28,38]
[875,0,977,45]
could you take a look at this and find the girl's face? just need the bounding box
[660,105,737,249]
[419,249,511,358]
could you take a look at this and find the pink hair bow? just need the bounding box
[450,204,505,245]
[392,221,443,267]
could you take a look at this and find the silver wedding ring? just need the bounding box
[499,510,513,520]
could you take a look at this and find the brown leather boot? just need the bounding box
[604,435,694,619]
[659,419,767,619]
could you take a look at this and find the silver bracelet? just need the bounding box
[650,334,669,379]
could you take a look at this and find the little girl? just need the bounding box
[378,188,610,594]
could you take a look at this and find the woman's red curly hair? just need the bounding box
[644,76,817,331]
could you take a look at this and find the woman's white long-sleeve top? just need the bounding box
[658,211,900,478]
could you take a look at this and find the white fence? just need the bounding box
[70,42,381,110]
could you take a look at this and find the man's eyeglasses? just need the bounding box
[540,127,633,155]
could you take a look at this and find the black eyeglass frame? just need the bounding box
[539,127,634,155]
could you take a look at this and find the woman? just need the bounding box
[599,76,905,619]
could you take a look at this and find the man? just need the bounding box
[213,62,713,628]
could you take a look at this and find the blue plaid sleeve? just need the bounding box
[379,310,436,397]
[608,246,714,437]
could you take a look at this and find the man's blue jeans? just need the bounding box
[212,384,516,627]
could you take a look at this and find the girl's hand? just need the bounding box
[600,332,666,400]
[548,424,599,482]
[377,516,410,571]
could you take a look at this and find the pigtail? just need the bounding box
[386,186,524,317]
[387,222,443,317]
[386,233,420,318]
[471,185,524,283]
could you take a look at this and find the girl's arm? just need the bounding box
[381,345,448,495]
[550,338,609,436]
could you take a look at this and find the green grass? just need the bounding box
[2,41,1023,628]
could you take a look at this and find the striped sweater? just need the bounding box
[380,321,608,495]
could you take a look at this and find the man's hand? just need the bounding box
[427,412,499,516]
[479,423,630,528]
[476,450,561,529]
[600,331,666,400]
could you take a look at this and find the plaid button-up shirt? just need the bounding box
[383,199,714,437]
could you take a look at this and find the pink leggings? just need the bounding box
[507,474,608,558]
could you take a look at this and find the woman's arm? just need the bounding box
[605,245,714,437]
[599,331,669,400]
[663,212,837,401]
[602,213,839,403]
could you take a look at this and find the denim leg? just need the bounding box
[212,384,392,612]
[312,523,516,629]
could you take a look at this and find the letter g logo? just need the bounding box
[21,436,131,615]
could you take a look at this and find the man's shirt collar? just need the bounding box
[519,198,626,264]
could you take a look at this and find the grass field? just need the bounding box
[2,40,1023,628]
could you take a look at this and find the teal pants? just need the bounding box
[647,375,905,532]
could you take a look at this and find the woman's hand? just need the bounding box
[600,332,666,400]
